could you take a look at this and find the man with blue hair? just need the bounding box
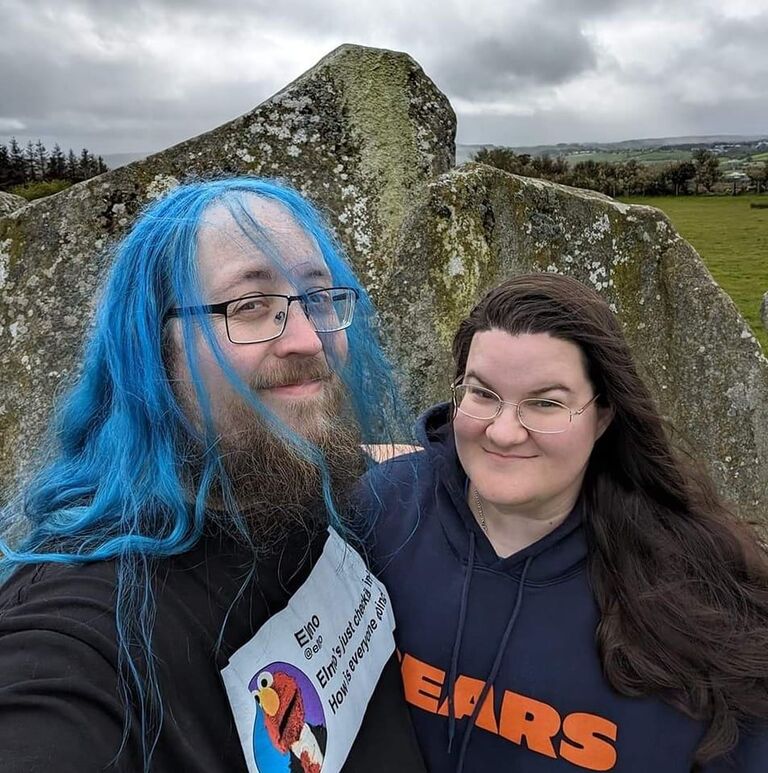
[0,179,424,772]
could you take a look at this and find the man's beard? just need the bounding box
[172,355,366,549]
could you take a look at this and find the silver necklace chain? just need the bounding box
[472,486,488,533]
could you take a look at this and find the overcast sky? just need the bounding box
[1,0,767,156]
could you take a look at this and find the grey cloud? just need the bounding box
[536,0,663,17]
[8,0,366,37]
[704,12,768,52]
[435,21,598,101]
[1,0,766,154]
[0,0,281,153]
[0,44,275,153]
[615,11,768,106]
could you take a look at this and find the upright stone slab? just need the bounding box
[378,164,768,521]
[2,43,766,525]
[0,44,455,490]
[761,291,768,331]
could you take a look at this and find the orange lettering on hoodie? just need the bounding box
[559,712,618,771]
[437,675,498,734]
[401,652,444,714]
[498,690,560,759]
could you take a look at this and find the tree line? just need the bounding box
[0,137,108,192]
[472,147,768,197]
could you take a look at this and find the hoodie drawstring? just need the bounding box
[446,529,476,753]
[450,551,535,773]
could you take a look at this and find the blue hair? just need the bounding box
[0,177,412,769]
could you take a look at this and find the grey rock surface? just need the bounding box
[762,291,768,331]
[0,43,455,491]
[0,192,27,218]
[379,164,768,521]
[1,44,766,524]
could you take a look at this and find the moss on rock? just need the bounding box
[380,164,768,522]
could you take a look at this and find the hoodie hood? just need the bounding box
[414,402,588,584]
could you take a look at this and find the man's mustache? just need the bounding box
[250,358,334,390]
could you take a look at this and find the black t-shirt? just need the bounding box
[0,526,425,772]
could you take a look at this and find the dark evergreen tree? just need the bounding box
[24,140,37,181]
[66,149,78,181]
[0,138,107,191]
[8,137,26,186]
[47,143,66,179]
[0,144,11,189]
[34,140,48,181]
[78,148,94,180]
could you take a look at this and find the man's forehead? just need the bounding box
[196,197,330,294]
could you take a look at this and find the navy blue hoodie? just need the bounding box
[359,403,768,773]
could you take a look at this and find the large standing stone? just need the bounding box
[378,164,768,521]
[0,44,455,490]
[0,192,27,218]
[761,291,768,331]
[2,43,766,525]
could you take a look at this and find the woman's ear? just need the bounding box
[595,403,615,441]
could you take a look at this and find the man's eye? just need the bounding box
[306,290,332,305]
[230,297,272,316]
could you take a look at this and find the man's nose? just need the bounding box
[271,299,323,358]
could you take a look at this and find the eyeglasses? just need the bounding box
[166,286,359,344]
[451,380,600,434]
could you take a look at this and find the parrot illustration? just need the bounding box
[250,662,327,773]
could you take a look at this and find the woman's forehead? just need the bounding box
[466,329,588,383]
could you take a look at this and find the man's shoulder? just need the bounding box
[0,558,119,648]
[0,556,118,610]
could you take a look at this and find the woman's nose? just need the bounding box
[485,404,530,446]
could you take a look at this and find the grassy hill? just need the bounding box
[621,195,768,351]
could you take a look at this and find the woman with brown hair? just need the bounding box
[360,273,768,772]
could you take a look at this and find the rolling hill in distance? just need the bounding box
[455,135,768,165]
[102,135,768,171]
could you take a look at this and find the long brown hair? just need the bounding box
[452,273,768,763]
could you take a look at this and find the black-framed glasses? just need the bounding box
[166,286,359,344]
[451,379,600,434]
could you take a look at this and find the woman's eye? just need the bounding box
[531,399,560,409]
[467,387,494,401]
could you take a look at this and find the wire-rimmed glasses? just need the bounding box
[166,286,359,344]
[451,380,600,434]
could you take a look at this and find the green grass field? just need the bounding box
[621,195,768,351]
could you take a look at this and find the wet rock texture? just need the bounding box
[1,44,766,521]
[383,166,768,521]
[0,192,27,218]
[0,44,454,492]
